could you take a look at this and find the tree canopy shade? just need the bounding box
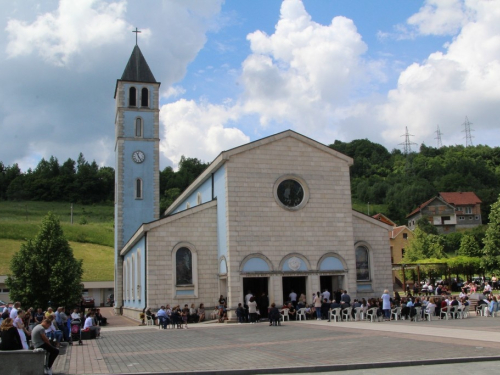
[482,194,500,271]
[6,212,83,308]
[402,227,446,262]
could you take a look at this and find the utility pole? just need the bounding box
[462,116,474,147]
[399,127,418,173]
[435,125,443,148]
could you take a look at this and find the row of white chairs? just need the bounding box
[295,305,473,323]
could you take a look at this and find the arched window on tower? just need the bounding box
[135,179,143,199]
[176,247,193,285]
[129,87,137,107]
[141,87,149,107]
[135,118,142,137]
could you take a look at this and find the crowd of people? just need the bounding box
[0,301,106,375]
[144,303,207,329]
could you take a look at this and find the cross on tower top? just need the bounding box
[132,27,141,45]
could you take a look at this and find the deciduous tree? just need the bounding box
[482,194,500,271]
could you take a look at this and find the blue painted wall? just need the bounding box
[117,81,158,248]
[123,237,146,309]
[169,164,228,259]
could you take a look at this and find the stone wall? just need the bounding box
[224,135,356,307]
[146,202,219,309]
[352,212,393,298]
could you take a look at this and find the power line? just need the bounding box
[462,116,474,147]
[435,125,443,148]
[399,126,418,155]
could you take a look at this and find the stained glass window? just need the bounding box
[355,246,370,281]
[277,179,304,208]
[176,247,192,285]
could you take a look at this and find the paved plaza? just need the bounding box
[50,309,500,375]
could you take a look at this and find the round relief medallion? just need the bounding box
[277,179,304,208]
[287,257,301,271]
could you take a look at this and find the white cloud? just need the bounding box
[160,99,249,168]
[407,0,469,36]
[377,0,500,148]
[0,0,224,170]
[238,0,382,135]
[6,0,130,66]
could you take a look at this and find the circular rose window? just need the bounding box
[277,179,304,208]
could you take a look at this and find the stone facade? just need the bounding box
[119,131,394,320]
[225,135,356,307]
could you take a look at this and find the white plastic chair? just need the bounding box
[411,307,422,322]
[440,307,451,320]
[342,307,353,321]
[450,305,460,319]
[329,308,341,322]
[461,305,470,319]
[296,308,307,321]
[366,307,379,322]
[423,305,435,321]
[146,315,154,326]
[354,307,364,321]
[280,309,290,321]
[391,307,401,321]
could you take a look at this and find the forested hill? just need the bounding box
[1,143,499,225]
[329,140,500,224]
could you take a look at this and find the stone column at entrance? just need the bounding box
[269,275,282,307]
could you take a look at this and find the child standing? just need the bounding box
[181,304,189,329]
[236,303,244,324]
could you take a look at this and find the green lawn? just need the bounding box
[0,239,113,281]
[0,201,114,223]
[0,201,114,281]
[352,200,387,217]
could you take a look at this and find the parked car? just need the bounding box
[107,294,114,307]
[81,297,95,308]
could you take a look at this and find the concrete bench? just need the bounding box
[0,349,46,375]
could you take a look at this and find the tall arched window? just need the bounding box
[123,261,127,300]
[355,246,370,281]
[131,255,136,301]
[135,118,142,137]
[137,250,141,299]
[135,179,142,199]
[129,87,137,106]
[128,258,133,301]
[176,247,193,285]
[141,87,149,107]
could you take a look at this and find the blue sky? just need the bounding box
[1,0,499,171]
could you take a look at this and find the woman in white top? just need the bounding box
[381,290,391,321]
[13,309,29,349]
[247,297,258,324]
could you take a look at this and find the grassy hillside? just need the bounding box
[351,199,387,217]
[0,239,113,281]
[0,201,114,281]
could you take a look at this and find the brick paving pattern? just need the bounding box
[52,314,500,374]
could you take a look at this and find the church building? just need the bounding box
[114,45,393,319]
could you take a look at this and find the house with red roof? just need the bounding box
[406,192,482,233]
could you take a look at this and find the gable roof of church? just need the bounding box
[164,130,354,216]
[120,45,157,83]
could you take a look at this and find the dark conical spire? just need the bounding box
[121,45,157,83]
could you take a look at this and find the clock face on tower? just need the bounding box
[132,150,145,163]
